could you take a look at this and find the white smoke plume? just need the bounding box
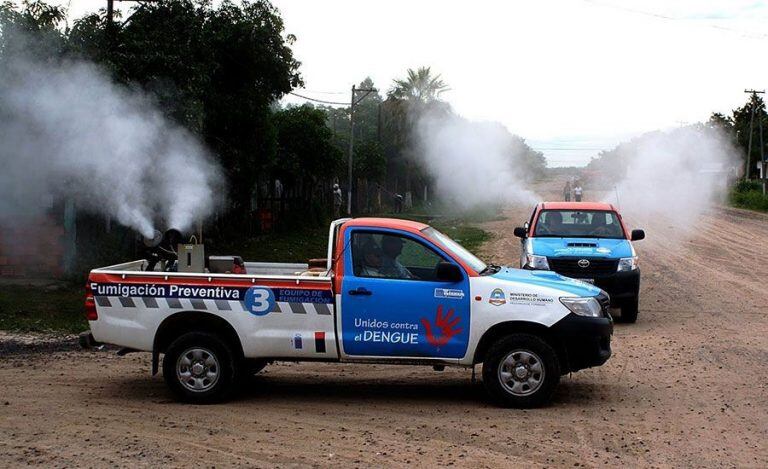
[0,56,222,237]
[414,109,539,211]
[604,126,741,236]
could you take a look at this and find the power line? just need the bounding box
[288,92,349,106]
[582,0,768,40]
[299,89,346,95]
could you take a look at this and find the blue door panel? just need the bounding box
[340,228,471,359]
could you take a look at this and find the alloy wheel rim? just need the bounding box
[498,349,545,396]
[176,347,220,393]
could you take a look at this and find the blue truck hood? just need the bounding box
[491,267,602,297]
[529,237,633,258]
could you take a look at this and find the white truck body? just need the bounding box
[85,218,613,407]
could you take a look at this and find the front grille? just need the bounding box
[548,257,618,278]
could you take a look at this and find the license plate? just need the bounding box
[577,278,595,284]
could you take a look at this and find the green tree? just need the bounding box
[383,67,452,196]
[732,94,767,179]
[274,104,342,185]
[354,140,385,182]
[708,112,734,132]
[0,0,67,62]
[3,0,308,230]
[389,66,448,104]
[352,77,382,143]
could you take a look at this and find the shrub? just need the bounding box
[730,181,768,212]
[734,179,762,193]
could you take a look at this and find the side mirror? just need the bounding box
[631,229,645,241]
[513,227,527,238]
[436,261,464,283]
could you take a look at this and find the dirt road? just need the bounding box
[2,184,767,468]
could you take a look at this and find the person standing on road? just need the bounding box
[393,193,404,213]
[333,183,343,217]
[563,180,572,201]
[573,183,583,202]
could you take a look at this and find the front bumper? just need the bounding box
[592,269,640,305]
[550,312,613,373]
[539,261,640,307]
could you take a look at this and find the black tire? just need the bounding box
[482,334,560,408]
[618,297,639,323]
[162,331,239,404]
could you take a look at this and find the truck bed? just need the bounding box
[88,259,334,355]
[93,260,326,278]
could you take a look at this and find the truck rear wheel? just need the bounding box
[618,297,639,323]
[482,334,560,408]
[162,332,238,404]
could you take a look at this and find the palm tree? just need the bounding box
[389,67,448,104]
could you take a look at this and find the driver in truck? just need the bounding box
[380,235,413,278]
[358,239,384,277]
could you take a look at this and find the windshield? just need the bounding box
[534,210,625,239]
[422,227,487,273]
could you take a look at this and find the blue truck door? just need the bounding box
[340,228,471,359]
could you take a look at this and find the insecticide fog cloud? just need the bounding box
[414,108,539,211]
[606,125,741,240]
[0,51,222,237]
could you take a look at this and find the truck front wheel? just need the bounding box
[482,334,560,408]
[162,332,239,404]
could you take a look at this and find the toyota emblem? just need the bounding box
[578,259,590,268]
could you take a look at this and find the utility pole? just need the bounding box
[107,0,114,25]
[744,89,764,181]
[761,109,767,195]
[346,84,377,215]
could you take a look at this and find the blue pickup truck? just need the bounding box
[514,202,645,323]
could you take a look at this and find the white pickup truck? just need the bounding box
[84,217,613,408]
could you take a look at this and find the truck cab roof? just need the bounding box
[342,217,429,233]
[539,202,618,211]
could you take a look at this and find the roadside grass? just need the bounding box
[0,216,491,334]
[0,284,86,334]
[429,220,491,253]
[730,180,768,212]
[220,217,492,262]
[211,225,332,263]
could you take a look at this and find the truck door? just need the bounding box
[339,228,471,360]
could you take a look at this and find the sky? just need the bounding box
[55,0,768,167]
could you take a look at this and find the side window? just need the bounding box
[351,232,445,281]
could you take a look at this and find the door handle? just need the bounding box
[348,287,372,296]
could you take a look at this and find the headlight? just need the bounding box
[560,296,603,317]
[617,256,638,272]
[526,254,549,270]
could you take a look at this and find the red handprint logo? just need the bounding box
[421,305,462,347]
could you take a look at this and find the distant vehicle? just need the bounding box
[82,217,613,408]
[514,202,645,323]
